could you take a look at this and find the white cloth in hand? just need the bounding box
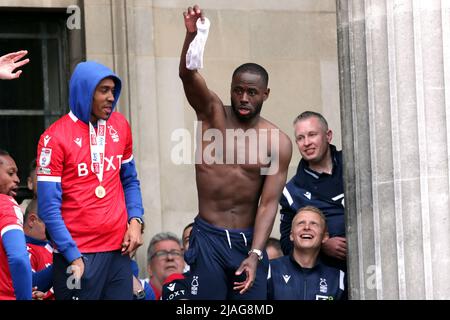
[186,17,211,70]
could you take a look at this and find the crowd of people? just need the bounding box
[0,4,347,300]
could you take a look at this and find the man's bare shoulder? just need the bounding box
[258,117,292,164]
[259,117,291,140]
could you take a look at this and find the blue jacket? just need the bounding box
[279,145,345,257]
[268,255,346,300]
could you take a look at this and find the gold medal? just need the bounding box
[95,185,106,198]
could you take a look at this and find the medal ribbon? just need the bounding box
[89,119,106,186]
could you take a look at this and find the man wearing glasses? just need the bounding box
[146,232,185,300]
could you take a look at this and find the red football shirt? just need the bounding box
[36,111,133,253]
[27,242,53,272]
[27,239,54,300]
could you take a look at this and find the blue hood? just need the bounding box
[69,61,122,124]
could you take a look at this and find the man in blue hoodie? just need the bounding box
[36,61,145,300]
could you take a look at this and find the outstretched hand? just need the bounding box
[183,4,204,33]
[0,50,29,80]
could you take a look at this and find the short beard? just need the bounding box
[230,100,262,122]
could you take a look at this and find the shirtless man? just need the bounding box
[180,5,292,299]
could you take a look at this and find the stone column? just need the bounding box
[337,0,450,299]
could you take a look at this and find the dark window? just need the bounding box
[0,9,84,200]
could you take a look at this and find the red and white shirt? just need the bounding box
[36,111,134,253]
[26,238,54,300]
[27,242,53,273]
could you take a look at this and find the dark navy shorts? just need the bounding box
[184,216,269,300]
[53,250,132,300]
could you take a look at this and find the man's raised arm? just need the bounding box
[179,5,217,119]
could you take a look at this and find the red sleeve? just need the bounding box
[0,197,23,236]
[36,129,65,180]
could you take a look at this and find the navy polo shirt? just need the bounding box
[268,255,346,300]
[279,145,345,255]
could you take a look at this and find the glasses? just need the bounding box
[151,250,183,260]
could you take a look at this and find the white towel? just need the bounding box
[186,17,211,70]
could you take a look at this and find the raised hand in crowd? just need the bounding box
[0,50,29,80]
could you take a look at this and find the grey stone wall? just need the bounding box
[337,0,450,299]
